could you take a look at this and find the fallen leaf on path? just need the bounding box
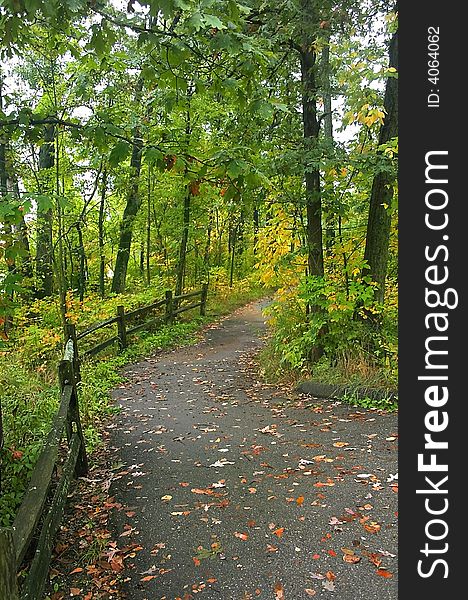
[234,532,249,541]
[343,553,361,564]
[376,569,393,578]
[363,522,381,534]
[161,495,173,501]
[274,582,285,599]
[322,580,335,592]
[141,575,157,582]
[305,590,316,596]
[273,527,285,537]
[296,496,305,506]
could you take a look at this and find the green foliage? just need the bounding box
[265,274,397,390]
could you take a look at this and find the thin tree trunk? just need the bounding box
[76,222,87,302]
[321,38,336,254]
[203,210,213,276]
[229,225,237,288]
[111,78,144,294]
[363,30,398,304]
[146,165,151,285]
[253,205,259,254]
[111,128,143,293]
[99,168,107,297]
[175,188,191,297]
[11,179,33,280]
[175,99,193,298]
[36,123,55,298]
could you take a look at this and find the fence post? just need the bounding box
[65,322,81,383]
[0,528,19,600]
[58,359,88,477]
[165,290,173,324]
[200,283,208,316]
[116,305,127,351]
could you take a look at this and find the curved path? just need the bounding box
[108,301,398,600]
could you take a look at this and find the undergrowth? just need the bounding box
[260,278,398,410]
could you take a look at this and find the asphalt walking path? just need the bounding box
[108,300,398,600]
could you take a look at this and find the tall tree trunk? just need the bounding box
[111,128,143,293]
[363,30,398,304]
[99,168,107,297]
[111,77,144,294]
[0,101,15,336]
[11,179,33,280]
[300,4,324,280]
[146,164,151,285]
[203,210,213,276]
[229,224,237,288]
[175,101,193,298]
[75,222,87,302]
[175,188,191,297]
[299,1,325,363]
[321,38,336,254]
[253,205,259,254]
[36,123,55,298]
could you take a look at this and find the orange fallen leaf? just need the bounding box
[327,549,337,557]
[207,577,217,584]
[343,553,361,564]
[274,582,285,599]
[296,496,305,506]
[193,557,201,566]
[191,488,214,495]
[273,527,285,537]
[70,590,81,597]
[364,522,381,534]
[234,531,249,541]
[305,590,316,597]
[141,575,157,582]
[367,553,383,568]
[69,567,84,575]
[326,571,336,581]
[376,569,393,578]
[267,544,278,552]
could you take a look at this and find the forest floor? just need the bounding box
[47,300,398,600]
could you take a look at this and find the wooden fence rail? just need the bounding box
[0,341,88,600]
[77,284,208,359]
[0,284,208,598]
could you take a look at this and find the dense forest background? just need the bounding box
[0,0,397,524]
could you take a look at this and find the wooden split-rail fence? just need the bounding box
[0,285,208,599]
